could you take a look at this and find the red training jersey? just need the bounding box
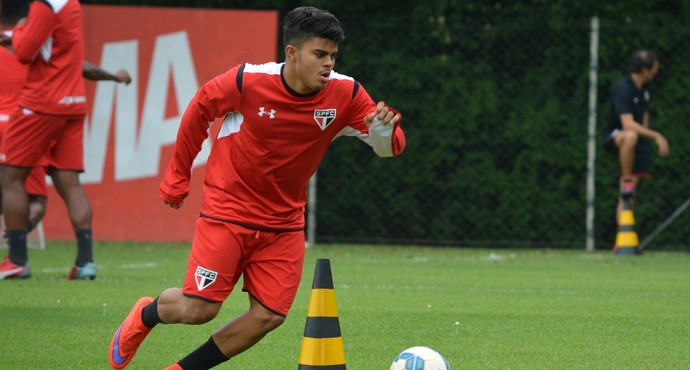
[160,62,406,230]
[0,38,28,123]
[11,0,86,115]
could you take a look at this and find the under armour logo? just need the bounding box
[258,107,276,119]
[195,266,218,291]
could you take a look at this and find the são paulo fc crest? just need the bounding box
[195,266,218,291]
[313,109,337,130]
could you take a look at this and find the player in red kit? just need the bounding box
[0,0,99,280]
[0,2,131,263]
[0,1,47,252]
[109,6,406,369]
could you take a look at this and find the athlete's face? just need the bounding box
[643,61,659,83]
[286,37,338,94]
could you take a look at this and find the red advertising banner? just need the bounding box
[41,5,278,242]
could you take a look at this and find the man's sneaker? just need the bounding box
[67,262,97,280]
[620,179,635,199]
[109,297,154,369]
[0,256,31,280]
[163,363,183,370]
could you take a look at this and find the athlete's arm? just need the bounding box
[350,85,406,157]
[614,82,660,140]
[11,1,56,64]
[619,113,658,139]
[159,66,242,207]
[641,111,669,157]
[82,61,132,84]
[619,112,668,157]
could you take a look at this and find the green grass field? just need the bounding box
[1,241,689,369]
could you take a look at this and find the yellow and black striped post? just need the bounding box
[298,259,346,369]
[615,199,641,255]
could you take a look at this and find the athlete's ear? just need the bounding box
[285,45,297,62]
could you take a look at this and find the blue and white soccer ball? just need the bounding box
[389,346,450,370]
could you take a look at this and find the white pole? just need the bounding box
[306,172,317,248]
[585,16,600,251]
[37,222,46,250]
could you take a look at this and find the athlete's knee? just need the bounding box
[250,305,285,331]
[29,196,48,222]
[618,129,639,146]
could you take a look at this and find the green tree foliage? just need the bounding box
[312,1,689,249]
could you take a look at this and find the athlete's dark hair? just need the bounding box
[0,0,29,27]
[630,49,658,73]
[283,6,345,47]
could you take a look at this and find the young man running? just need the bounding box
[108,6,406,369]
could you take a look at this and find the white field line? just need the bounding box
[40,262,157,274]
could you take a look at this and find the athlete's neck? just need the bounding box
[630,72,646,89]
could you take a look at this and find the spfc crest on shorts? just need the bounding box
[313,109,336,130]
[195,266,218,291]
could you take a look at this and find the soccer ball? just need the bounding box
[389,346,450,370]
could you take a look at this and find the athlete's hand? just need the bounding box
[163,199,183,209]
[0,33,10,47]
[115,69,132,85]
[655,134,669,157]
[364,101,400,128]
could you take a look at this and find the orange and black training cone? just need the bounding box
[615,199,641,255]
[298,259,346,369]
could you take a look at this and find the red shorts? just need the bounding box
[25,166,47,196]
[0,118,47,196]
[0,107,84,171]
[183,216,306,316]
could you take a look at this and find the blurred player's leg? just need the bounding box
[49,115,96,279]
[0,165,32,279]
[50,168,96,280]
[615,129,639,222]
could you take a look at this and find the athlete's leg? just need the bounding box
[615,129,638,183]
[48,115,90,231]
[49,168,92,230]
[615,178,638,222]
[28,195,47,232]
[158,293,284,368]
[0,110,57,274]
[1,165,31,230]
[161,225,304,367]
[50,168,95,277]
[25,165,48,232]
[614,129,639,221]
[0,165,32,274]
[157,287,223,325]
[211,295,285,357]
[203,228,304,357]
